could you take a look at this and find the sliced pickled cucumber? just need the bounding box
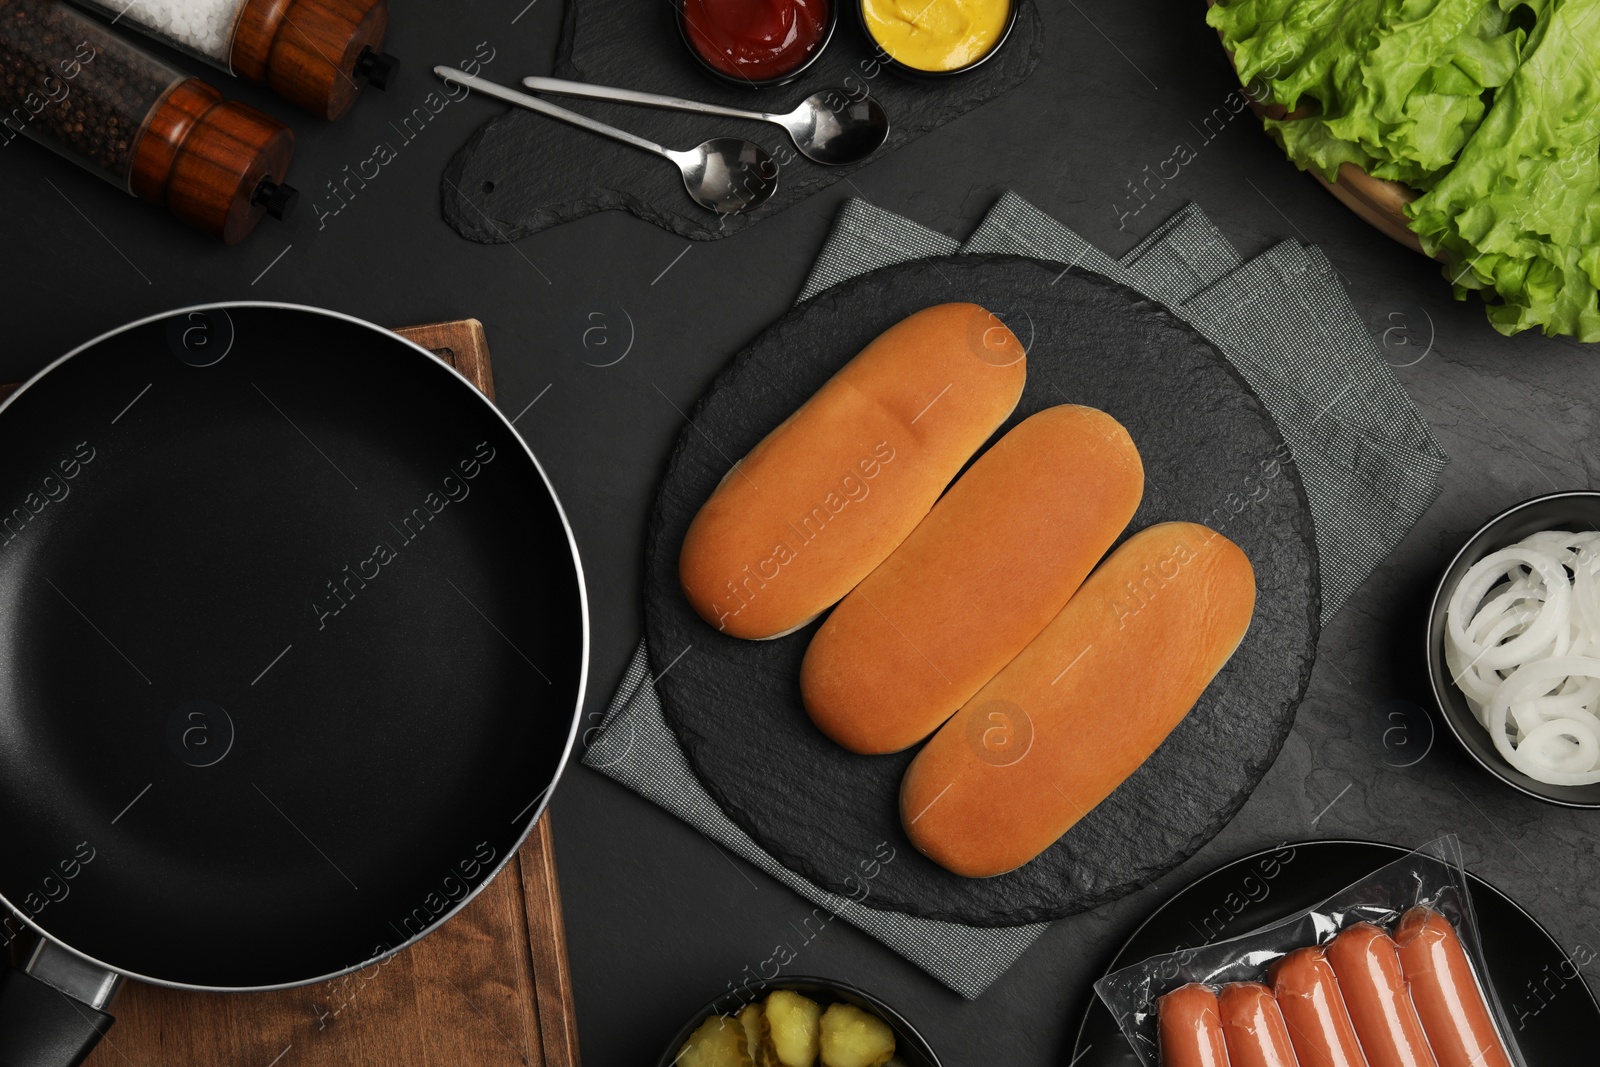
[678,1014,752,1067]
[738,1002,765,1064]
[762,990,823,1067]
[817,1003,895,1067]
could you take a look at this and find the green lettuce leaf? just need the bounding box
[1208,0,1525,187]
[1407,0,1600,339]
[1212,0,1600,339]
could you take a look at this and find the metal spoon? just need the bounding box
[522,76,890,166]
[434,67,778,215]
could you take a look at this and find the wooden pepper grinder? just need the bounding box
[234,0,396,119]
[133,79,297,243]
[71,0,398,119]
[0,0,298,243]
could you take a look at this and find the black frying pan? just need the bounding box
[0,305,588,1066]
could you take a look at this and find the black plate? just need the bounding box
[0,304,588,990]
[643,255,1320,926]
[1072,840,1598,1066]
[1426,491,1600,807]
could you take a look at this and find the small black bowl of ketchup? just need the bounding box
[677,0,837,88]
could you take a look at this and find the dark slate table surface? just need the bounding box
[2,1,1596,1064]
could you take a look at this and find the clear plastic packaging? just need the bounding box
[1094,836,1527,1067]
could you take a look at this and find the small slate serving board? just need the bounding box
[441,0,1043,242]
[643,256,1321,926]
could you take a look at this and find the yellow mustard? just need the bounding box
[861,0,1010,72]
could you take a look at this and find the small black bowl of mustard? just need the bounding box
[856,0,1017,77]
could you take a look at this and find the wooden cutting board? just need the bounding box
[2,319,582,1067]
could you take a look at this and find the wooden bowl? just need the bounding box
[1208,2,1427,256]
[1307,163,1424,254]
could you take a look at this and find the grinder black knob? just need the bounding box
[355,47,401,91]
[252,178,300,222]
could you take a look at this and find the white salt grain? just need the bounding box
[96,0,243,64]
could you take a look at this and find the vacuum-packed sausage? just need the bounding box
[1269,946,1370,1067]
[1219,982,1301,1067]
[1394,908,1512,1067]
[1160,983,1231,1067]
[1325,923,1439,1067]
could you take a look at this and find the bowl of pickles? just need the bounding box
[657,977,941,1067]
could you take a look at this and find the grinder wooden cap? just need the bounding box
[231,0,393,120]
[130,78,295,244]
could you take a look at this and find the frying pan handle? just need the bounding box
[0,941,119,1067]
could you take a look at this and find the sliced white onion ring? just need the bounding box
[1447,546,1570,670]
[1443,531,1600,787]
[1482,657,1600,785]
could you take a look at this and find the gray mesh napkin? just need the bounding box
[582,193,1448,999]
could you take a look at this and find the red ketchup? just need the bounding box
[681,0,830,81]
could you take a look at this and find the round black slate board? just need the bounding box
[1072,841,1598,1066]
[643,256,1321,926]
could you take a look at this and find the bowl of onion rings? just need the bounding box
[1428,491,1600,807]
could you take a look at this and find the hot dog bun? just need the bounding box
[1159,984,1231,1067]
[1394,908,1512,1067]
[801,405,1143,754]
[899,522,1256,877]
[679,303,1027,640]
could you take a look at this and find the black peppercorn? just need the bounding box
[0,0,180,186]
